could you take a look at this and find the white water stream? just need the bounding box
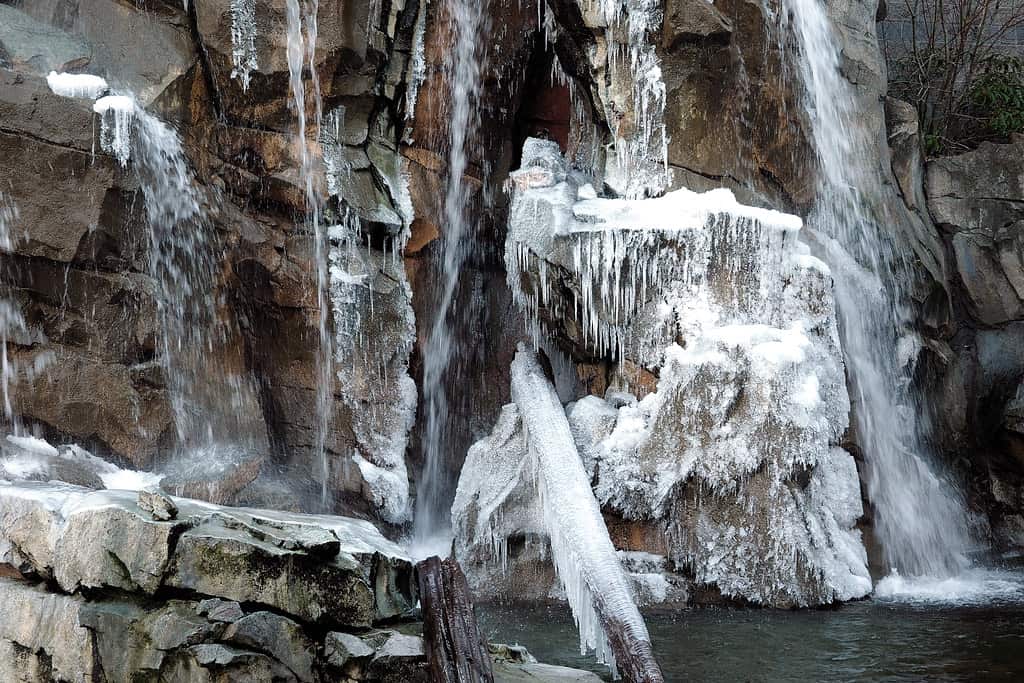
[285,0,333,509]
[412,0,488,545]
[782,0,972,578]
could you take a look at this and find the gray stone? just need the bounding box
[0,576,98,681]
[0,6,90,73]
[926,139,1024,325]
[0,481,415,627]
[324,631,375,668]
[222,612,315,682]
[189,643,297,682]
[364,631,429,682]
[0,482,178,594]
[197,599,244,624]
[139,488,178,521]
[493,660,605,682]
[158,446,264,506]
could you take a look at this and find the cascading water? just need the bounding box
[0,193,27,434]
[285,0,333,509]
[412,0,488,545]
[92,95,263,460]
[780,0,972,577]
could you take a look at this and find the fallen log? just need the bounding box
[510,346,664,683]
[416,555,495,683]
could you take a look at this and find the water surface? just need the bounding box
[478,571,1024,682]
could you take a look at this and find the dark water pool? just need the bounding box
[477,571,1024,682]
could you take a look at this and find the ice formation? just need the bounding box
[328,221,417,524]
[454,138,871,608]
[229,0,259,91]
[568,0,670,198]
[0,436,162,492]
[45,72,108,99]
[454,349,659,677]
[92,95,136,167]
[404,0,430,123]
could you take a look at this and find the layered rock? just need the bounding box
[454,139,871,608]
[0,0,424,522]
[0,479,422,682]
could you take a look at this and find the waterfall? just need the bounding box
[0,193,26,434]
[781,0,972,577]
[92,95,263,460]
[285,0,333,509]
[412,0,488,544]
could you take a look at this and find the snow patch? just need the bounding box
[46,71,108,99]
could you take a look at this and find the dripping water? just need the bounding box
[0,193,26,434]
[781,0,972,577]
[286,0,333,510]
[93,96,263,461]
[412,0,488,545]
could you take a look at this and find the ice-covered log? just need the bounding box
[510,347,663,683]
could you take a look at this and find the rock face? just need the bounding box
[0,1,423,522]
[927,139,1024,326]
[923,138,1024,550]
[0,480,424,682]
[453,140,871,608]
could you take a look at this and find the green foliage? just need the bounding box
[970,56,1024,138]
[923,133,944,156]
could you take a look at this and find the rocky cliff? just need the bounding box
[1,0,1022,621]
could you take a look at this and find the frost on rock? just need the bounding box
[229,0,259,91]
[45,72,108,99]
[0,436,163,492]
[328,221,416,524]
[564,0,671,198]
[454,138,870,608]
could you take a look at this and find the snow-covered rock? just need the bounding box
[0,480,415,625]
[454,139,870,608]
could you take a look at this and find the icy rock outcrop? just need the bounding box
[456,139,870,608]
[329,224,417,524]
[546,0,671,198]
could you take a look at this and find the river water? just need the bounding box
[479,569,1024,681]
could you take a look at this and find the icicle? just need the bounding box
[229,0,259,91]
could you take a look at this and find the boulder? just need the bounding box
[197,599,244,624]
[454,140,870,608]
[157,445,264,506]
[222,612,315,681]
[138,488,178,521]
[0,481,416,627]
[926,139,1024,325]
[0,577,97,681]
[324,630,375,669]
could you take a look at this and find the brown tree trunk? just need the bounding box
[416,556,495,683]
